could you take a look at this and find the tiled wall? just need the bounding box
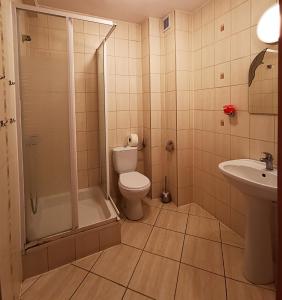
[73,20,110,189]
[106,21,144,198]
[175,11,194,205]
[56,17,144,196]
[191,0,278,236]
[163,13,178,203]
[141,19,151,190]
[144,12,194,205]
[0,0,22,298]
[148,18,163,198]
[22,221,121,279]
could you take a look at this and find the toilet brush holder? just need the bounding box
[161,176,171,203]
[161,191,172,203]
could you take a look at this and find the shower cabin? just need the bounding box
[13,3,120,262]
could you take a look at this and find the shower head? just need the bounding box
[22,34,32,42]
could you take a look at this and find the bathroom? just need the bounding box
[0,0,280,299]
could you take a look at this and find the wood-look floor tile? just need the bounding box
[140,205,160,225]
[226,278,276,300]
[220,223,244,248]
[189,203,216,219]
[222,244,248,283]
[162,202,190,214]
[72,273,125,300]
[129,252,179,300]
[21,265,87,300]
[143,197,163,208]
[175,264,226,300]
[123,289,153,300]
[72,251,102,271]
[121,220,152,249]
[155,209,187,233]
[20,275,40,295]
[187,215,221,242]
[181,235,224,275]
[92,244,141,286]
[145,227,184,261]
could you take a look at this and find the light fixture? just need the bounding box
[257,3,280,44]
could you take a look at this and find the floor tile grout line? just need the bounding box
[68,267,90,299]
[173,207,190,299]
[125,288,156,300]
[71,250,104,273]
[137,218,244,248]
[89,269,129,288]
[218,222,229,300]
[69,251,104,299]
[122,207,161,299]
[20,274,42,297]
[180,261,226,278]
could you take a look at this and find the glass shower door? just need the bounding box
[17,10,74,241]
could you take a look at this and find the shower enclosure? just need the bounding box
[13,3,118,248]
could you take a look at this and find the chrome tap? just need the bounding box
[260,152,273,170]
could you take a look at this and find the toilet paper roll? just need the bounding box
[127,134,139,147]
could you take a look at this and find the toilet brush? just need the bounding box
[161,176,171,203]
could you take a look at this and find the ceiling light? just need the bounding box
[257,3,280,44]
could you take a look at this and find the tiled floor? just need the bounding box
[20,200,276,300]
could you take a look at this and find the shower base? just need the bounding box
[26,186,117,243]
[78,186,112,228]
[22,186,120,279]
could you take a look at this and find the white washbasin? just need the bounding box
[219,159,277,201]
[218,158,277,285]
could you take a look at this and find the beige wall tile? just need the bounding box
[250,114,275,142]
[231,29,250,60]
[231,1,251,33]
[47,238,76,270]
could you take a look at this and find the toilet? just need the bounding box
[113,146,150,220]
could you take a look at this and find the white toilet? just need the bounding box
[113,146,150,220]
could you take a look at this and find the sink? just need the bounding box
[219,159,277,201]
[218,159,277,284]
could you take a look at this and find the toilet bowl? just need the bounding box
[112,146,151,220]
[118,171,150,220]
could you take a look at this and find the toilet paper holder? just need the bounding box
[165,140,174,152]
[137,139,145,151]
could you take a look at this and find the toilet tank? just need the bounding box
[112,147,138,174]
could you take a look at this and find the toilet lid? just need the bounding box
[119,172,150,190]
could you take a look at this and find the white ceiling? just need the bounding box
[37,0,207,23]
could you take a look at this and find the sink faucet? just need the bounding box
[260,152,274,170]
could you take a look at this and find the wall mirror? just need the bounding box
[248,48,278,115]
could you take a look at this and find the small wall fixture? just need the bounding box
[223,104,236,117]
[257,3,280,44]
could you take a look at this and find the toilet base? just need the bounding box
[123,197,143,220]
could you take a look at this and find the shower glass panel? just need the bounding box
[97,42,107,197]
[17,11,73,241]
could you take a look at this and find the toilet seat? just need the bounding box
[119,171,150,191]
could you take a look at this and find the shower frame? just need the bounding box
[12,3,117,250]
